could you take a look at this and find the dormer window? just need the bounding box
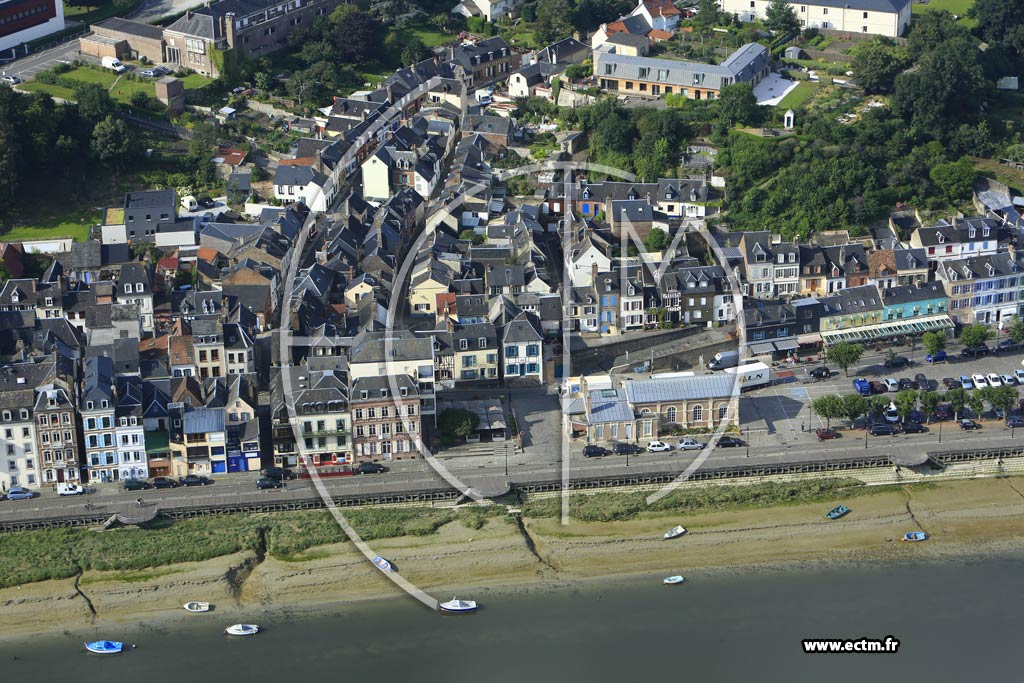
[360,390,368,399]
[380,389,389,398]
[101,400,108,409]
[459,339,468,350]
[87,401,94,410]
[400,387,408,397]
[776,254,784,264]
[124,284,131,294]
[478,337,486,349]
[937,233,945,244]
[135,283,143,293]
[969,227,976,239]
[788,253,796,263]
[983,226,991,237]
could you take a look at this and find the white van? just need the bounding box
[102,56,127,73]
[181,194,198,212]
[57,483,86,496]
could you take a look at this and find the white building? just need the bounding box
[115,378,148,481]
[719,0,912,38]
[0,397,36,491]
[451,0,522,23]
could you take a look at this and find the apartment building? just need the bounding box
[350,375,421,460]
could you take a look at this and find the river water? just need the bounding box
[6,555,1024,683]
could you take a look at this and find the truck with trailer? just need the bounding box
[707,350,741,370]
[724,361,771,391]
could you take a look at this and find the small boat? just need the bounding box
[902,531,927,542]
[225,624,259,636]
[663,525,687,540]
[826,505,850,520]
[439,597,478,613]
[372,556,393,573]
[183,601,210,612]
[663,575,685,585]
[84,640,123,654]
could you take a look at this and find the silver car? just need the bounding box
[678,438,706,451]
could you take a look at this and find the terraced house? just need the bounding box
[350,376,421,460]
[937,253,1024,325]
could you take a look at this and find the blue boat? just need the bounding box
[826,505,850,520]
[84,641,123,654]
[902,531,927,542]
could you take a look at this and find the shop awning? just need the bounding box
[749,341,776,355]
[773,338,799,351]
[797,332,822,345]
[821,314,954,346]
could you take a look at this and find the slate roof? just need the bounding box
[350,330,433,364]
[595,42,769,91]
[880,283,947,306]
[587,388,634,423]
[624,374,735,404]
[502,311,543,343]
[183,407,225,434]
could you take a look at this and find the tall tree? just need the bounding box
[333,10,383,62]
[692,0,719,29]
[892,37,986,134]
[841,394,868,427]
[906,10,969,60]
[535,0,574,45]
[825,342,864,376]
[929,159,975,204]
[716,83,759,126]
[851,41,910,95]
[764,0,799,35]
[969,0,1024,52]
[922,331,946,357]
[812,394,845,428]
[959,323,993,350]
[74,83,116,125]
[946,387,969,419]
[894,390,918,419]
[1007,318,1024,344]
[919,390,941,421]
[90,116,138,170]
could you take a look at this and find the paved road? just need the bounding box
[4,41,82,82]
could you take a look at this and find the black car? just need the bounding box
[901,422,926,434]
[884,356,910,369]
[997,339,1020,353]
[583,445,610,458]
[256,477,283,489]
[914,374,930,391]
[808,366,831,379]
[152,476,178,488]
[942,377,959,390]
[959,419,982,430]
[262,467,297,481]
[906,410,926,424]
[197,197,215,209]
[1006,415,1024,428]
[356,462,388,474]
[123,478,152,491]
[898,378,917,391]
[613,443,643,455]
[868,423,898,436]
[960,344,991,358]
[179,474,212,487]
[716,436,746,448]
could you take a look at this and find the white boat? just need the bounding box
[663,575,685,585]
[372,556,392,573]
[225,624,259,636]
[439,597,478,613]
[663,525,687,540]
[183,601,210,612]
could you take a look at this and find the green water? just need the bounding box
[6,555,1024,682]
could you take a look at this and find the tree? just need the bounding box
[254,71,272,92]
[812,394,845,428]
[968,390,986,419]
[851,41,910,95]
[692,0,720,29]
[894,390,918,419]
[188,121,220,159]
[401,36,428,67]
[90,116,138,170]
[920,390,941,421]
[929,159,975,204]
[987,385,1019,416]
[869,394,891,420]
[922,331,946,357]
[74,83,116,125]
[535,0,574,45]
[959,323,993,350]
[764,0,799,35]
[130,90,150,110]
[969,0,1024,51]
[333,10,383,63]
[907,10,969,60]
[716,83,759,126]
[438,408,479,443]
[892,37,985,135]
[459,229,484,245]
[946,387,969,419]
[1007,318,1024,344]
[841,394,868,427]
[825,342,864,376]
[644,227,670,252]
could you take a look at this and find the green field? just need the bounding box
[393,24,456,48]
[911,0,974,14]
[0,209,98,242]
[22,66,212,107]
[777,81,819,111]
[63,0,141,25]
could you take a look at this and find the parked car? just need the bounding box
[869,380,887,394]
[1001,374,1017,386]
[140,68,158,77]
[262,467,297,481]
[942,377,960,390]
[972,373,989,389]
[6,486,34,500]
[123,478,152,491]
[57,483,87,496]
[883,378,900,393]
[197,196,215,209]
[933,406,952,421]
[852,378,872,396]
[356,462,388,474]
[959,419,982,430]
[646,440,673,452]
[907,410,926,424]
[1006,415,1024,428]
[901,422,926,434]
[914,374,930,390]
[960,375,974,390]
[808,366,831,379]
[815,428,840,441]
[1015,369,1024,384]
[0,73,23,85]
[613,443,643,455]
[583,445,610,457]
[961,344,990,358]
[997,339,1020,353]
[868,423,898,436]
[987,373,1003,387]
[883,408,900,423]
[716,436,745,448]
[151,476,179,489]
[898,378,917,391]
[678,438,706,450]
[926,350,948,363]
[256,477,283,489]
[884,355,909,369]
[179,474,212,486]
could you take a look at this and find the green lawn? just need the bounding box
[23,66,209,106]
[18,81,77,100]
[777,81,819,111]
[393,24,456,48]
[911,0,974,14]
[0,210,98,242]
[63,0,140,26]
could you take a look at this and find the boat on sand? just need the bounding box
[183,601,210,612]
[85,641,123,654]
[225,624,259,636]
[439,598,478,613]
[663,525,687,540]
[663,575,685,585]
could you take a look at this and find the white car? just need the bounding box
[883,378,900,392]
[0,73,22,85]
[1002,374,1017,386]
[678,438,706,451]
[987,373,1003,387]
[647,440,673,452]
[1015,369,1024,384]
[972,374,989,388]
